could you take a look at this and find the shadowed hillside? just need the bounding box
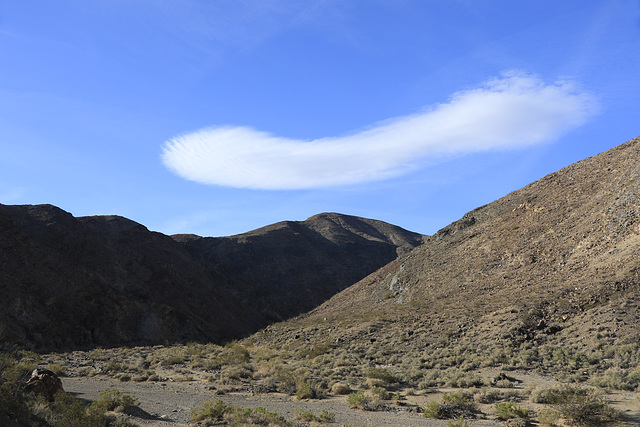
[0,208,423,350]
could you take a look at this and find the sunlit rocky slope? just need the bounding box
[257,136,640,369]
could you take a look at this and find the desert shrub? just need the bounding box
[391,392,402,405]
[228,405,290,426]
[295,379,325,400]
[419,370,442,389]
[331,382,351,395]
[495,402,529,420]
[222,342,250,365]
[445,370,487,388]
[0,350,44,421]
[365,366,397,384]
[347,390,383,411]
[46,363,67,377]
[447,417,470,427]
[293,408,316,422]
[274,366,298,395]
[423,392,477,419]
[530,386,555,404]
[147,372,160,382]
[370,386,390,400]
[89,348,110,361]
[292,408,334,422]
[591,366,640,391]
[347,390,369,409]
[51,390,107,427]
[474,389,503,404]
[297,342,330,359]
[494,378,514,388]
[538,408,561,426]
[159,354,184,367]
[476,388,524,404]
[191,398,229,423]
[89,389,139,414]
[318,409,335,422]
[192,399,290,426]
[104,361,129,373]
[221,365,252,383]
[546,384,621,426]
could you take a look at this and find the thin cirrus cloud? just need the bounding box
[161,72,598,190]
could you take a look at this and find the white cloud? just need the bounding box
[161,72,598,190]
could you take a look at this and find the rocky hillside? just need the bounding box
[0,208,423,350]
[257,136,640,366]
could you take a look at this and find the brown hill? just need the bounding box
[256,136,640,372]
[0,208,423,350]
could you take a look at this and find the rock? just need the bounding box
[25,368,64,401]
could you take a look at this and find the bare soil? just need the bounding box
[61,369,639,427]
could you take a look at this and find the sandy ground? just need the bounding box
[61,368,640,427]
[63,376,504,427]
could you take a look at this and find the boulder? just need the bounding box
[25,368,63,401]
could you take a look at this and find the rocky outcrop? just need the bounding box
[25,368,63,401]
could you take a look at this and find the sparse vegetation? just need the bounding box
[191,399,290,426]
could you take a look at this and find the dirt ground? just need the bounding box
[61,368,639,427]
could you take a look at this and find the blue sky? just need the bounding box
[1,1,639,237]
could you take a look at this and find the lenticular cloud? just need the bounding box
[161,72,597,190]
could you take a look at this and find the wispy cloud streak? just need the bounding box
[161,72,597,190]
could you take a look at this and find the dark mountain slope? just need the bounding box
[258,136,640,364]
[0,207,423,350]
[0,205,252,349]
[173,212,424,323]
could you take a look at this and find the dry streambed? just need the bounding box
[61,372,639,427]
[64,376,505,427]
